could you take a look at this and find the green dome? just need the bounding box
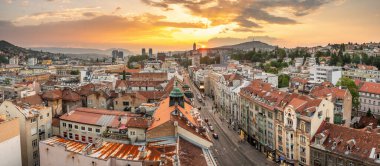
[182,84,190,88]
[170,87,184,97]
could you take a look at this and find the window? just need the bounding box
[130,131,136,136]
[33,150,38,159]
[300,146,306,153]
[123,101,130,106]
[95,129,101,133]
[31,118,36,123]
[40,115,43,120]
[88,127,93,132]
[81,126,86,131]
[81,136,86,142]
[300,157,306,163]
[88,137,93,143]
[287,118,293,126]
[278,136,282,142]
[278,146,283,152]
[75,134,79,141]
[88,100,92,105]
[268,122,273,129]
[115,101,118,105]
[62,122,66,127]
[32,139,38,148]
[74,125,78,130]
[300,135,306,144]
[267,112,273,119]
[47,113,49,117]
[68,124,72,129]
[318,111,322,119]
[300,122,306,131]
[63,132,67,138]
[69,133,73,139]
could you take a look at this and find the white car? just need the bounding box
[209,125,214,132]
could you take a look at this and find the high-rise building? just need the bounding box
[193,42,196,51]
[148,48,153,58]
[117,51,124,59]
[142,48,146,55]
[112,50,118,59]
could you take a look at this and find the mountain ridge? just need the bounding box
[215,40,276,50]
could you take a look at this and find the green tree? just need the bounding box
[352,54,361,64]
[367,108,373,117]
[0,56,8,64]
[70,70,80,75]
[3,78,11,85]
[278,75,290,88]
[336,77,359,110]
[122,70,126,80]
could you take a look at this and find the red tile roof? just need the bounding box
[291,77,308,84]
[354,79,362,87]
[126,117,150,129]
[149,97,197,130]
[311,86,348,100]
[41,136,176,163]
[62,89,81,102]
[313,122,380,164]
[42,89,62,100]
[359,82,380,95]
[16,94,43,106]
[178,138,208,166]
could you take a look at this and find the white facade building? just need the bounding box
[309,66,342,85]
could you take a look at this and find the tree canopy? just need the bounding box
[336,77,359,110]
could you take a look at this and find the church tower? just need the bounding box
[169,85,185,108]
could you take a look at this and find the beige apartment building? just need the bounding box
[0,100,53,166]
[0,116,22,166]
[276,97,334,166]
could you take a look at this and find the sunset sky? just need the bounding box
[0,0,379,52]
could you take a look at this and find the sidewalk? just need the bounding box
[210,104,276,165]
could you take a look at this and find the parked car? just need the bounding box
[209,125,214,132]
[212,133,218,139]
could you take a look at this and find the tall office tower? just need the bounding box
[149,48,153,58]
[193,42,196,51]
[142,48,146,55]
[112,50,118,59]
[117,51,124,59]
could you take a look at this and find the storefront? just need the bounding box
[265,147,276,162]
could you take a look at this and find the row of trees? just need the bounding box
[127,54,148,68]
[200,56,220,65]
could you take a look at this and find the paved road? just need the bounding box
[183,74,276,166]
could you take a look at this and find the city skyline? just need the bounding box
[0,0,380,52]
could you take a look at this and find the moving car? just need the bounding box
[212,133,218,139]
[209,125,214,132]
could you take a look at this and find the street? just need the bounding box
[183,74,276,166]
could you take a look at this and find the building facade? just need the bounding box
[0,100,53,166]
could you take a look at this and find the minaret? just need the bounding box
[193,42,196,51]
